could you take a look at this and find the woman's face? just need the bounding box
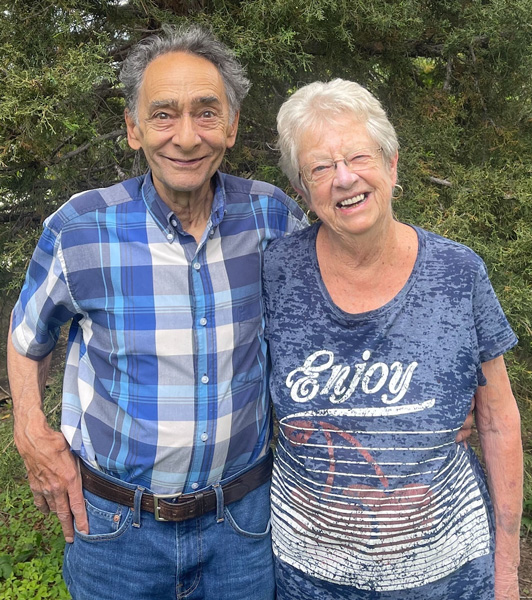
[297,116,398,239]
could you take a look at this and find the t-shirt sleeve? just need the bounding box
[11,225,78,360]
[472,259,517,367]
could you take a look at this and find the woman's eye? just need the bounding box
[313,163,332,174]
[350,153,371,163]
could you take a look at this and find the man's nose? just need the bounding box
[171,115,201,149]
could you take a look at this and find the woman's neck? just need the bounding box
[318,216,403,270]
[316,220,418,313]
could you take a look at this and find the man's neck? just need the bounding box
[158,180,215,244]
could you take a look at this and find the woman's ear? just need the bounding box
[293,184,311,208]
[389,151,399,185]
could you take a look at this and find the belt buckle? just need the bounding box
[153,491,182,521]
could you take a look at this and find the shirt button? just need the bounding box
[191,483,199,490]
[200,433,208,442]
[166,233,174,241]
[193,262,201,270]
[201,375,209,384]
[199,317,207,326]
[171,219,177,227]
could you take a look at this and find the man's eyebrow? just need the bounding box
[192,96,222,107]
[147,97,222,112]
[148,99,180,112]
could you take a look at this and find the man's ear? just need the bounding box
[125,110,142,151]
[225,112,240,149]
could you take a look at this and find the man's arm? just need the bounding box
[7,316,88,542]
[476,355,522,600]
[455,399,475,445]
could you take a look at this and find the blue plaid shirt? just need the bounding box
[11,171,306,494]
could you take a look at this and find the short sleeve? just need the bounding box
[11,225,78,360]
[473,259,517,365]
[288,204,309,233]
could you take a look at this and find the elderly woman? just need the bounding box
[263,79,522,600]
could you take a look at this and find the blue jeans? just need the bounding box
[63,458,274,600]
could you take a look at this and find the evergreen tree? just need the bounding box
[1,0,531,453]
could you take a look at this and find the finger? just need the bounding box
[41,489,58,514]
[55,497,76,543]
[69,485,89,536]
[40,481,76,542]
[454,424,471,444]
[26,473,51,514]
[32,492,51,514]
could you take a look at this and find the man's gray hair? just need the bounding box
[120,24,250,123]
[277,79,399,189]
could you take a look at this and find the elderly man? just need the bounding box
[8,26,305,600]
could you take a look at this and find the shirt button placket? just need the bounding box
[191,253,212,487]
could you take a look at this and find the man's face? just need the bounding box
[126,51,239,208]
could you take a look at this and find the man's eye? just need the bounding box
[200,110,216,119]
[154,112,171,119]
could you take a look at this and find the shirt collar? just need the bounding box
[141,171,227,240]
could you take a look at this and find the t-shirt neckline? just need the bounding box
[309,222,425,323]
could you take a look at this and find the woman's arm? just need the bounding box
[475,355,522,600]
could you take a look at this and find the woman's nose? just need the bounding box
[332,159,359,188]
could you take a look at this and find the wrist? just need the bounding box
[13,412,64,454]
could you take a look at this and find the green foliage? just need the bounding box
[0,486,70,599]
[0,371,69,597]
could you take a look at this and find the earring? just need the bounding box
[305,209,320,224]
[392,184,403,200]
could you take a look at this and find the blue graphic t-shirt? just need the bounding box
[263,223,517,593]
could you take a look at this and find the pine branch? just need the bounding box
[0,129,126,173]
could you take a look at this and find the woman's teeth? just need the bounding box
[337,193,366,208]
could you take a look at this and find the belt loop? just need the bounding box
[133,486,145,528]
[213,483,224,523]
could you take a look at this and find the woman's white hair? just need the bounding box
[276,78,399,190]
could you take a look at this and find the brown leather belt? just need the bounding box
[80,452,273,522]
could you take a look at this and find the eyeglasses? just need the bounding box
[299,147,383,184]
